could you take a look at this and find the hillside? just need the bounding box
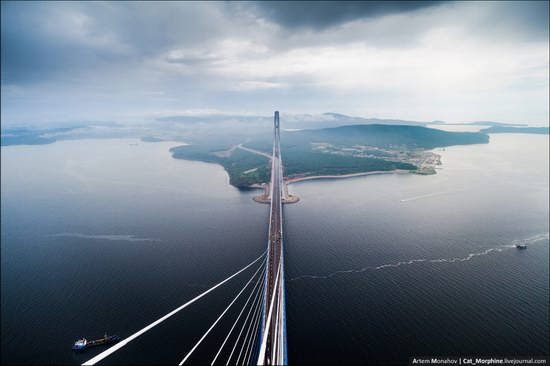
[480,126,549,135]
[171,124,489,186]
[289,124,489,149]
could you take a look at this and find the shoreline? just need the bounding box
[171,153,415,188]
[247,183,266,189]
[286,169,411,183]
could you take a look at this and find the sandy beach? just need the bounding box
[286,169,411,183]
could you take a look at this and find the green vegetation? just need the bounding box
[171,140,414,186]
[288,124,489,149]
[246,124,488,150]
[170,143,270,187]
[170,124,490,187]
[282,148,415,176]
[464,121,527,127]
[480,126,549,135]
[3,123,493,187]
[0,127,75,146]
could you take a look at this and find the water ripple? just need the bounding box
[289,232,549,281]
[49,233,161,242]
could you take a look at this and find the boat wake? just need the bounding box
[399,190,466,202]
[290,232,549,281]
[50,233,161,242]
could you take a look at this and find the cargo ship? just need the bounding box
[72,334,120,350]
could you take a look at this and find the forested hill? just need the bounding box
[288,124,489,149]
[479,126,549,135]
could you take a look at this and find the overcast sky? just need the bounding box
[1,1,549,127]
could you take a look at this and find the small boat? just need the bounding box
[72,334,120,351]
[516,244,527,249]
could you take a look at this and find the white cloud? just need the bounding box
[153,108,226,117]
[232,81,286,91]
[1,1,548,126]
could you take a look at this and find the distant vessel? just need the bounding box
[515,244,527,249]
[72,334,120,351]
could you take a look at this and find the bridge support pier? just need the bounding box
[253,182,300,204]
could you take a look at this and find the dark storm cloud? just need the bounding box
[1,1,548,126]
[488,1,549,40]
[1,2,123,83]
[0,2,229,84]
[250,1,446,29]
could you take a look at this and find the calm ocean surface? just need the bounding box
[1,130,548,364]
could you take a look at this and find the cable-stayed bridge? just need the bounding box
[258,111,287,365]
[82,112,287,365]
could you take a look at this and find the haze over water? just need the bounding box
[1,130,548,364]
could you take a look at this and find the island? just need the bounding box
[0,127,73,146]
[170,124,489,187]
[479,126,549,135]
[463,121,528,127]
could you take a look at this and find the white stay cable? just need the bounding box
[211,264,266,365]
[226,274,265,365]
[236,286,264,364]
[256,260,282,365]
[178,257,266,365]
[82,251,266,366]
[243,288,265,365]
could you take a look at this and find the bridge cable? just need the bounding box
[178,256,266,365]
[237,284,264,364]
[236,289,263,364]
[256,260,282,365]
[225,271,265,365]
[211,264,266,365]
[243,287,265,365]
[82,251,266,366]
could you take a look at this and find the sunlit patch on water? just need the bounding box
[49,233,161,242]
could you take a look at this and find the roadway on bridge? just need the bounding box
[258,111,287,365]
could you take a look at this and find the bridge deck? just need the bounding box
[259,111,287,365]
